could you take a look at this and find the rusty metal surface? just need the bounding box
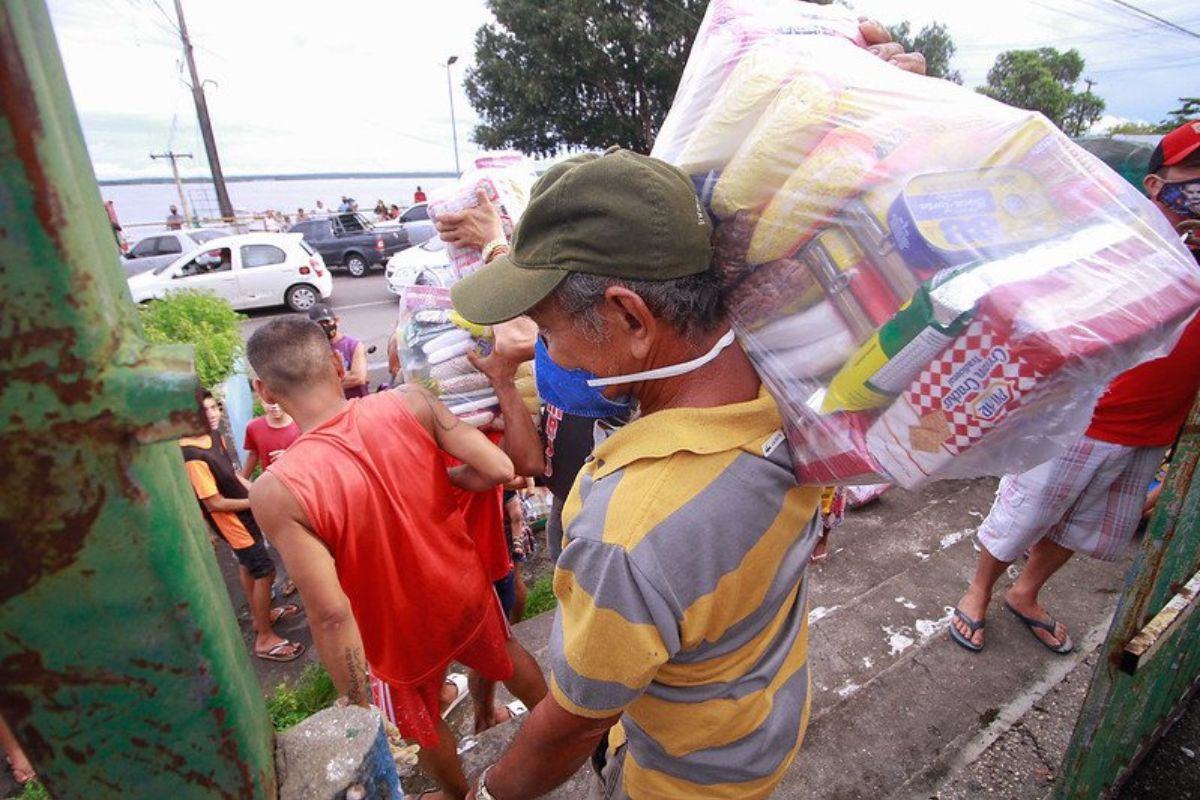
[1055,391,1200,798]
[0,1,275,795]
[1121,567,1200,675]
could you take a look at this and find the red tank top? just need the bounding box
[268,392,491,685]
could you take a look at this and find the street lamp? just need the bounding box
[445,55,461,176]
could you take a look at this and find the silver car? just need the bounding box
[120,229,227,276]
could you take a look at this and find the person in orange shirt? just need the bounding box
[180,392,305,662]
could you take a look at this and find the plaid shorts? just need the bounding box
[977,435,1164,563]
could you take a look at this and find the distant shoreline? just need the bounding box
[97,171,459,186]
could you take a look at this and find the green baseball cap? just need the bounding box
[451,147,714,325]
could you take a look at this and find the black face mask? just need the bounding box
[319,322,337,340]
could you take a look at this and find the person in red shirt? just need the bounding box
[247,317,547,799]
[242,400,301,476]
[414,185,428,203]
[950,120,1200,654]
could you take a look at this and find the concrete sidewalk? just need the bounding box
[452,477,1139,799]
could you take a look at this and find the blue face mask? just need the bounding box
[1159,180,1200,219]
[534,338,634,419]
[534,329,738,419]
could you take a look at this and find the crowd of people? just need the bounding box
[48,23,1192,800]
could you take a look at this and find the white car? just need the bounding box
[121,228,229,277]
[397,202,437,247]
[127,233,333,312]
[384,235,456,295]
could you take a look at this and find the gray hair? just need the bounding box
[553,270,724,342]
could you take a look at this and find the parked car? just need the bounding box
[396,202,436,247]
[127,233,332,312]
[385,236,455,295]
[120,229,227,277]
[288,212,406,277]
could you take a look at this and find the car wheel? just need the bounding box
[285,284,319,312]
[344,253,368,277]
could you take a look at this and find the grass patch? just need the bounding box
[524,574,557,618]
[15,781,48,800]
[265,663,338,731]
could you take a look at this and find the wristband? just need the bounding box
[482,238,510,265]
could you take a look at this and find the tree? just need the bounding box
[465,0,707,156]
[139,290,244,389]
[888,21,962,83]
[1164,97,1200,128]
[977,48,1105,133]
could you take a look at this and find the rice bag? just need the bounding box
[653,0,1200,487]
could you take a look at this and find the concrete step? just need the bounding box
[416,478,1131,799]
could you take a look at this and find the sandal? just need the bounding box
[441,673,470,719]
[255,640,305,662]
[1004,602,1073,654]
[948,607,985,652]
[270,603,301,624]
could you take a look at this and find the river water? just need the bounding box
[101,175,457,235]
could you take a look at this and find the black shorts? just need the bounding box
[493,570,516,618]
[233,539,275,579]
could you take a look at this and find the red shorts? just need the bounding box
[369,594,513,748]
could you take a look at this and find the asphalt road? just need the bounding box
[239,272,400,388]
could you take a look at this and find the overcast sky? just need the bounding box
[46,0,1200,181]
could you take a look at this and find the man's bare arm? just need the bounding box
[250,473,370,705]
[240,450,260,481]
[471,695,621,799]
[396,384,514,490]
[202,494,251,514]
[343,342,368,389]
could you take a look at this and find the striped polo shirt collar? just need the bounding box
[590,386,782,480]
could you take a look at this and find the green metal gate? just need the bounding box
[1056,393,1200,797]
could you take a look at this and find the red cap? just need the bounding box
[1149,120,1200,173]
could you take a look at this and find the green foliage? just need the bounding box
[465,0,707,155]
[1107,120,1172,135]
[888,21,962,83]
[265,663,338,731]
[14,781,49,800]
[524,573,557,618]
[139,290,245,390]
[1164,97,1200,128]
[977,48,1105,135]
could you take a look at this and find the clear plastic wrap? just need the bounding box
[398,286,500,428]
[427,158,536,280]
[652,0,1200,488]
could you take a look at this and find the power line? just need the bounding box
[1100,0,1200,39]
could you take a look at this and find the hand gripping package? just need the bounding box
[426,155,536,280]
[653,0,1200,487]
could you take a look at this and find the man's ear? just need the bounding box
[253,377,278,406]
[604,286,657,360]
[1144,173,1163,202]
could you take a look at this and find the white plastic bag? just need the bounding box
[653,0,1200,487]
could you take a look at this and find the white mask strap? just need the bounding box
[586,329,737,388]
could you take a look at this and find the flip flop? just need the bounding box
[948,607,985,652]
[255,639,305,662]
[1004,602,1074,654]
[270,603,301,624]
[441,672,470,719]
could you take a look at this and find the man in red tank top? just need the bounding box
[950,121,1200,655]
[247,317,547,799]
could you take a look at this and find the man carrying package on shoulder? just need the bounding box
[949,120,1200,655]
[247,318,547,800]
[452,147,819,799]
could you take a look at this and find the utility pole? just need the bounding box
[150,150,193,225]
[173,0,234,221]
[445,55,461,175]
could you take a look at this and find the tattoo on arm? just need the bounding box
[345,647,370,706]
[396,384,462,432]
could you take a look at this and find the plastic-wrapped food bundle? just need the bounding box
[427,156,536,280]
[396,286,539,429]
[653,0,1200,487]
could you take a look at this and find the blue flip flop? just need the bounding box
[949,607,985,652]
[1004,602,1074,654]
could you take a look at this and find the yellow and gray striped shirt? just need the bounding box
[551,388,822,799]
